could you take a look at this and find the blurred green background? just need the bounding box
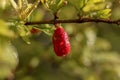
[0,0,120,80]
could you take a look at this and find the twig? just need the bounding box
[25,18,120,25]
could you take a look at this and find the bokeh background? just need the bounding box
[0,0,120,80]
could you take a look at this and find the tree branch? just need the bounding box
[25,18,120,25]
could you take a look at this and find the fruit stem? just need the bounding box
[53,12,59,28]
[54,12,58,20]
[54,24,59,28]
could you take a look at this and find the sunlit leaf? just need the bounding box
[10,0,40,21]
[17,24,31,44]
[9,0,18,11]
[83,0,105,12]
[69,0,89,11]
[0,20,15,38]
[41,0,48,3]
[42,0,67,13]
[0,0,7,9]
[96,9,111,18]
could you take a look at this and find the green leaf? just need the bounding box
[0,20,15,38]
[39,24,54,36]
[83,0,105,12]
[17,24,31,44]
[97,9,111,18]
[69,0,89,11]
[10,0,40,21]
[0,0,7,10]
[41,0,48,3]
[88,0,103,3]
[42,0,67,13]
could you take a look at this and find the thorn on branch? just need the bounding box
[53,12,59,26]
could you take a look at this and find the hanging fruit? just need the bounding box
[52,25,71,57]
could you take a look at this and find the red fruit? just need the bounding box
[52,26,71,57]
[30,28,40,34]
